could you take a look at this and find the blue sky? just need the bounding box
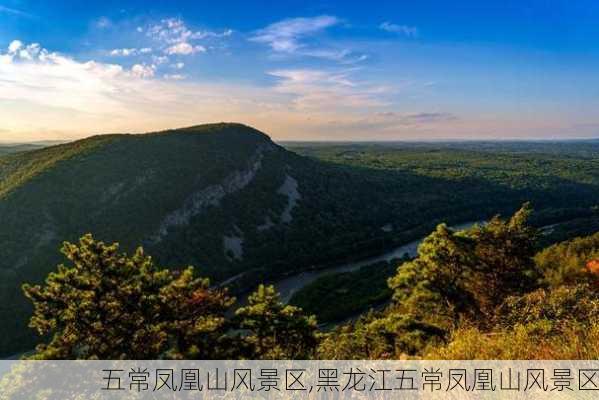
[1,0,599,141]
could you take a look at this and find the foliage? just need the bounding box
[22,234,233,359]
[496,285,599,328]
[317,312,395,360]
[235,284,319,359]
[17,207,599,361]
[388,224,477,334]
[21,235,324,360]
[5,129,599,356]
[427,284,599,359]
[389,204,538,329]
[289,260,399,323]
[318,311,445,359]
[466,204,540,314]
[424,322,599,360]
[322,205,555,359]
[535,231,599,286]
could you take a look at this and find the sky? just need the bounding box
[1,0,599,142]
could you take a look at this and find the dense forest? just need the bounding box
[16,204,599,360]
[3,124,599,357]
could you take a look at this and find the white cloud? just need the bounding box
[0,39,288,140]
[147,18,194,44]
[110,47,153,56]
[1,40,455,142]
[172,62,185,69]
[131,64,155,78]
[379,22,418,37]
[165,42,205,55]
[250,16,366,63]
[6,40,44,61]
[268,68,390,110]
[146,18,230,56]
[8,40,23,53]
[251,15,339,53]
[191,28,233,40]
[152,55,169,65]
[110,48,136,56]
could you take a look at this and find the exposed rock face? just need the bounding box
[256,174,301,231]
[223,235,244,261]
[277,174,301,224]
[151,144,274,242]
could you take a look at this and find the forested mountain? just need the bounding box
[2,123,599,356]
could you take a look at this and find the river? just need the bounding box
[273,221,482,303]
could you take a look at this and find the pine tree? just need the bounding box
[23,234,233,359]
[235,285,319,359]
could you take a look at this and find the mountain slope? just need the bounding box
[0,123,285,354]
[3,123,599,357]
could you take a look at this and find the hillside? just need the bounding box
[3,124,599,356]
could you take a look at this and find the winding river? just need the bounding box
[273,221,482,303]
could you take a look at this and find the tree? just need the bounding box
[22,234,233,359]
[468,203,540,315]
[388,223,477,332]
[373,204,541,356]
[235,285,319,359]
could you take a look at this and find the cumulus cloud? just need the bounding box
[0,40,465,142]
[379,22,418,37]
[0,39,287,140]
[165,42,205,55]
[152,55,169,65]
[147,18,195,45]
[145,18,230,56]
[5,40,47,61]
[8,40,23,53]
[131,64,156,78]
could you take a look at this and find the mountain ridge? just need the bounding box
[4,123,599,357]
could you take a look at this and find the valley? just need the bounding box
[2,123,599,357]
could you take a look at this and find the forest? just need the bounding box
[16,204,599,360]
[2,125,599,358]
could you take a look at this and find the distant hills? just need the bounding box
[0,142,63,157]
[3,123,599,356]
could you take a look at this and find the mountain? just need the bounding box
[3,123,599,356]
[0,123,393,355]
